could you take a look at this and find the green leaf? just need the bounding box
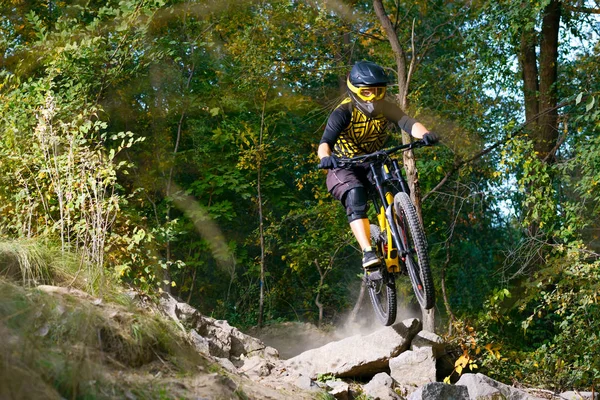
[586,96,595,112]
[575,92,583,105]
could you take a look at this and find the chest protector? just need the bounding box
[334,98,390,158]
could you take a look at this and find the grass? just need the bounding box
[0,238,53,286]
[0,244,211,400]
[0,277,215,398]
[0,237,135,304]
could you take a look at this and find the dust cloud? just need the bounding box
[247,302,421,360]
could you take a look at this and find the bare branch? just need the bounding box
[564,5,600,13]
[349,29,388,42]
[422,94,585,202]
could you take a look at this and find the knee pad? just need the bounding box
[344,187,368,223]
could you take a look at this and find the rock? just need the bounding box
[189,329,210,356]
[558,392,599,400]
[215,357,237,373]
[284,318,422,378]
[37,285,94,300]
[407,382,470,400]
[159,293,278,362]
[294,375,317,391]
[363,372,401,400]
[238,355,275,380]
[456,373,546,400]
[327,380,350,400]
[411,330,446,357]
[389,347,436,387]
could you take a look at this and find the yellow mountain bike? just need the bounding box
[338,140,435,326]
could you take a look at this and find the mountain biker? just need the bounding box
[317,61,438,271]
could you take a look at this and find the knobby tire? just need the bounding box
[367,225,397,326]
[393,192,435,310]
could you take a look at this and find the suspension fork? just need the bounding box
[391,159,410,196]
[382,160,412,257]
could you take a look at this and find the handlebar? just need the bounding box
[337,139,427,167]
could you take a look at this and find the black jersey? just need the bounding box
[320,98,416,158]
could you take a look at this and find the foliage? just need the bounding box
[1,0,600,393]
[517,249,600,389]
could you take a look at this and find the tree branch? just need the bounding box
[564,5,600,13]
[422,95,583,202]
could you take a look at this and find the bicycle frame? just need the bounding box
[338,140,425,274]
[369,157,410,274]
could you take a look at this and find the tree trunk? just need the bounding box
[373,0,408,106]
[257,92,268,328]
[519,0,561,161]
[520,28,539,123]
[314,259,325,327]
[373,0,434,330]
[518,1,561,239]
[538,0,561,161]
[336,31,352,93]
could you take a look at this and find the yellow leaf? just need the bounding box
[443,376,451,384]
[456,365,463,375]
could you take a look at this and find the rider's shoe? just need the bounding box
[362,247,381,270]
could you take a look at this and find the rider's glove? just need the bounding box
[318,155,339,170]
[422,132,439,146]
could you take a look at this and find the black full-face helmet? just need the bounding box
[347,61,388,117]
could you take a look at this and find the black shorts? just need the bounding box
[325,165,373,202]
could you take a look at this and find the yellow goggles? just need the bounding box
[347,78,386,101]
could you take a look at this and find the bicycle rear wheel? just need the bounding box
[366,225,397,326]
[393,192,435,310]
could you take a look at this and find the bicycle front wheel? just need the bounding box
[393,192,435,310]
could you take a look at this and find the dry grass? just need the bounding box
[0,239,53,285]
[0,276,209,399]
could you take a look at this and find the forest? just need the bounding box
[1,0,599,392]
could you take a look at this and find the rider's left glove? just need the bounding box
[422,132,439,146]
[318,155,339,170]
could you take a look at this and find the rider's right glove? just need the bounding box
[422,132,439,146]
[318,155,339,170]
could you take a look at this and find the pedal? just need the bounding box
[367,270,383,281]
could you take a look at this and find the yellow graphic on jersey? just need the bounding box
[334,98,390,158]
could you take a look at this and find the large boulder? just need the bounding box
[407,382,470,400]
[389,347,437,387]
[284,318,421,378]
[456,373,546,400]
[410,330,446,357]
